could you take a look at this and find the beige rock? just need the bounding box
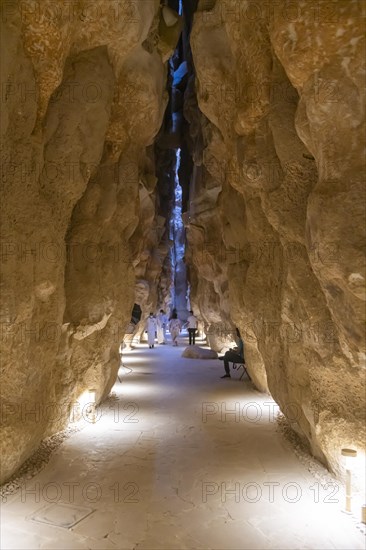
[181,345,218,360]
[0,0,180,483]
[189,0,366,474]
[1,0,365,490]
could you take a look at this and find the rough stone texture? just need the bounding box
[0,0,177,483]
[181,345,218,359]
[1,0,365,490]
[181,17,236,354]
[188,0,366,475]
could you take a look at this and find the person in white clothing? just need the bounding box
[186,310,198,345]
[145,313,157,348]
[156,309,167,344]
[169,312,182,346]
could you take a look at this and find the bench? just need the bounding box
[232,362,251,381]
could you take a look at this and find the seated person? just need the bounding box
[219,328,245,379]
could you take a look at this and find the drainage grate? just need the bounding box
[28,502,94,529]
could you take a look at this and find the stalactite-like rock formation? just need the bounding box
[188,0,365,472]
[0,0,180,483]
[1,0,365,486]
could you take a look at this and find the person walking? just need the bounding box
[219,328,245,378]
[186,310,198,345]
[145,313,157,349]
[156,309,168,344]
[169,308,177,320]
[169,312,182,347]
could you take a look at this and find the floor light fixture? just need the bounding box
[341,448,357,513]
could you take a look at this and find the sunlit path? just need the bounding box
[2,336,364,550]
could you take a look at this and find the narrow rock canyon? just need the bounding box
[1,0,365,546]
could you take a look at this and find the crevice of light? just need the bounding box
[169,148,186,311]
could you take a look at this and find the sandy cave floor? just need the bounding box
[1,333,365,550]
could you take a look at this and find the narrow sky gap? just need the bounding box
[170,147,187,313]
[1,3,365,548]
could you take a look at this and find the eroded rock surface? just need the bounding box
[188,0,366,472]
[181,345,218,359]
[1,0,365,486]
[0,0,179,483]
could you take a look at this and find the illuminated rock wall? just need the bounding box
[1,0,365,485]
[187,0,366,473]
[0,0,181,483]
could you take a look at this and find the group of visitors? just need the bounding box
[145,311,247,380]
[145,309,198,348]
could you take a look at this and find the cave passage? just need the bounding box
[1,0,365,548]
[2,334,363,549]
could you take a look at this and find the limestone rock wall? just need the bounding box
[1,0,365,487]
[188,0,366,473]
[179,12,235,351]
[0,0,178,483]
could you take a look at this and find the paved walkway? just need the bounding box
[1,335,364,549]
